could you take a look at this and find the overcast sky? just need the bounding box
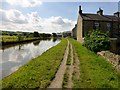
[0,0,119,33]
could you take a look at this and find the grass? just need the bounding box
[0,35,38,44]
[1,39,67,89]
[62,66,69,88]
[72,45,80,88]
[66,44,71,65]
[69,38,120,88]
[72,46,76,65]
[63,43,71,88]
[0,35,18,43]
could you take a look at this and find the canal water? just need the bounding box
[0,38,61,79]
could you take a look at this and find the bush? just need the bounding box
[84,30,110,52]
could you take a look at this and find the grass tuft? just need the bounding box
[62,67,69,88]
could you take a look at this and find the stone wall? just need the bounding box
[97,51,120,72]
[110,38,120,54]
[83,20,94,34]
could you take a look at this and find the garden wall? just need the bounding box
[110,38,120,55]
[97,51,120,72]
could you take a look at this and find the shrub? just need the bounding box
[84,30,110,52]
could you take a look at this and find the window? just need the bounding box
[94,22,99,30]
[95,22,99,27]
[107,23,111,31]
[107,23,111,28]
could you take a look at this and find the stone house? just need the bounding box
[76,6,120,43]
[62,31,72,38]
[72,24,77,39]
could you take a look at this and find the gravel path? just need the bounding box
[48,40,69,88]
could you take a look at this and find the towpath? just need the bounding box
[48,39,69,88]
[48,39,80,88]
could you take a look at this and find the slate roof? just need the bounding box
[81,13,120,21]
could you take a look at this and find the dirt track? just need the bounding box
[48,40,69,88]
[48,39,80,88]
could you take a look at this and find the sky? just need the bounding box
[0,0,120,33]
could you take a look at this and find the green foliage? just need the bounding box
[69,38,120,88]
[40,33,51,37]
[84,30,110,52]
[0,35,18,43]
[0,35,38,43]
[1,31,52,40]
[33,31,40,37]
[52,33,57,37]
[2,39,67,89]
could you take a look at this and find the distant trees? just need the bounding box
[84,30,110,53]
[52,33,57,37]
[33,31,40,37]
[40,33,51,37]
[2,31,53,38]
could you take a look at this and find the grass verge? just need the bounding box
[72,46,76,65]
[0,35,39,45]
[1,39,67,89]
[66,44,71,65]
[69,38,120,88]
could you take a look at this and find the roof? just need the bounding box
[81,13,120,21]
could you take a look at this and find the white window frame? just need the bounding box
[94,22,99,27]
[107,23,111,28]
[107,23,111,31]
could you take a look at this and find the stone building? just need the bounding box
[76,6,120,43]
[72,24,77,39]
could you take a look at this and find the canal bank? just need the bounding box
[1,37,54,46]
[1,38,61,79]
[1,38,120,89]
[1,39,67,88]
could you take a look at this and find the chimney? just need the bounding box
[114,12,120,17]
[97,8,103,15]
[79,5,82,14]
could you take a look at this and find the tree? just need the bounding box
[33,31,40,37]
[84,30,110,53]
[52,33,57,37]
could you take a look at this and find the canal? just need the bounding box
[0,38,61,79]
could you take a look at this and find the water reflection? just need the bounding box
[53,38,57,42]
[33,40,40,46]
[1,41,33,52]
[0,38,60,79]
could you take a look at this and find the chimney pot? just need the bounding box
[79,5,82,14]
[97,8,103,15]
[114,12,120,17]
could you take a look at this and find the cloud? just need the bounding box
[47,16,65,25]
[40,0,119,2]
[0,9,10,22]
[7,9,28,24]
[0,9,28,24]
[27,12,41,24]
[0,9,76,33]
[5,0,42,7]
